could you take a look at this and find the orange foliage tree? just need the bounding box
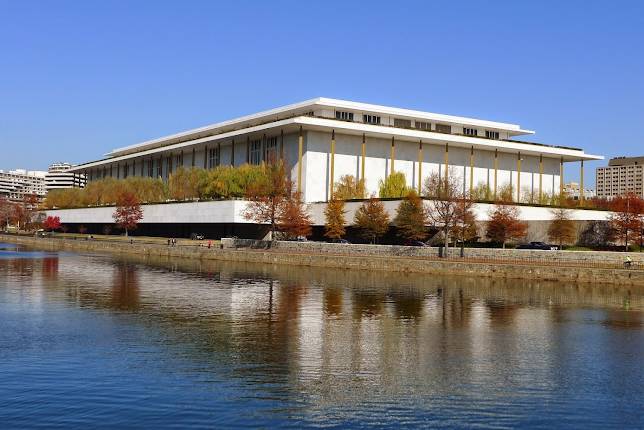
[324,199,346,240]
[486,204,528,248]
[608,193,644,251]
[278,193,312,239]
[394,190,428,242]
[354,197,390,244]
[242,162,290,239]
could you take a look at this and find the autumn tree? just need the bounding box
[548,208,577,249]
[242,162,290,239]
[15,194,40,230]
[486,204,528,248]
[203,164,267,199]
[471,181,492,201]
[453,196,478,245]
[324,199,346,240]
[424,171,474,252]
[608,193,644,251]
[334,175,366,200]
[168,167,206,201]
[43,216,61,232]
[112,192,144,236]
[0,197,14,230]
[394,190,428,242]
[379,171,409,198]
[278,193,312,239]
[354,197,390,244]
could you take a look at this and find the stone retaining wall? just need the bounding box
[3,235,643,286]
[222,238,644,264]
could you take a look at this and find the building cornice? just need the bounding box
[70,116,601,171]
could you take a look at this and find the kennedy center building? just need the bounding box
[70,98,601,204]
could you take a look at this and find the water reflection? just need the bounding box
[0,247,643,428]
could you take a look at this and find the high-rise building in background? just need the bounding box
[0,169,47,202]
[45,162,86,192]
[596,156,644,199]
[564,182,595,201]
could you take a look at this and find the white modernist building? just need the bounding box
[70,98,602,204]
[45,162,86,192]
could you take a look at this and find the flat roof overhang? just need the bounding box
[70,117,602,172]
[105,97,535,158]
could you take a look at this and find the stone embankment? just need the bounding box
[2,235,643,286]
[222,238,644,265]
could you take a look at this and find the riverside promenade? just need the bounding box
[2,234,643,287]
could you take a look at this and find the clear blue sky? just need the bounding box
[2,1,643,185]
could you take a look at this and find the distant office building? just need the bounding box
[564,182,595,201]
[45,162,86,192]
[0,169,47,202]
[596,156,644,199]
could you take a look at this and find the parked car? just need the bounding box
[405,240,428,247]
[332,239,351,244]
[190,233,205,240]
[516,241,558,250]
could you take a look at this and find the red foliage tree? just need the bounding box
[112,192,143,236]
[43,216,61,232]
[608,193,644,251]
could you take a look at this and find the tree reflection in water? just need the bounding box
[1,249,642,428]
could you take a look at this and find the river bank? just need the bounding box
[2,234,643,286]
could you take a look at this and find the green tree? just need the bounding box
[354,197,390,244]
[394,190,428,241]
[379,171,409,198]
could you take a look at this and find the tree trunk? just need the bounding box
[443,227,449,257]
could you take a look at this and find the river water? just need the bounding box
[0,243,642,429]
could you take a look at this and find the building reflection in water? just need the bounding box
[2,251,642,411]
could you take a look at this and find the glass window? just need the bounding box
[265,136,278,164]
[250,139,262,165]
[485,130,500,139]
[208,146,220,168]
[463,127,478,136]
[335,111,354,121]
[363,114,381,125]
[435,124,451,134]
[415,121,431,130]
[394,118,412,128]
